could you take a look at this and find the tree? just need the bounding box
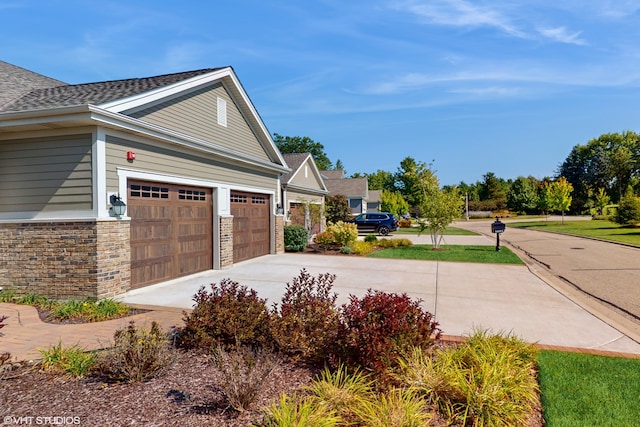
[355,169,395,191]
[507,176,539,214]
[614,186,640,226]
[273,133,333,170]
[414,165,463,249]
[324,194,351,224]
[479,172,508,210]
[394,157,431,215]
[379,190,409,219]
[334,159,346,175]
[547,176,574,224]
[594,188,610,216]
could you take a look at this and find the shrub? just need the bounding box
[97,321,174,382]
[398,218,413,228]
[212,345,280,412]
[615,187,640,226]
[333,290,441,385]
[39,341,96,378]
[326,221,358,247]
[180,279,271,350]
[350,241,374,255]
[284,225,309,252]
[364,234,378,243]
[270,269,339,362]
[377,238,413,248]
[339,246,352,254]
[0,315,6,337]
[314,231,337,251]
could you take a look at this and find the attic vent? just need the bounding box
[217,97,227,127]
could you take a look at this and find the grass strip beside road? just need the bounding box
[538,350,640,426]
[508,219,640,247]
[367,244,524,264]
[393,226,479,236]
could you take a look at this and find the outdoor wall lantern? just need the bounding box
[276,203,284,215]
[110,194,127,217]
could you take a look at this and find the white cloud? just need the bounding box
[538,26,587,45]
[390,0,526,37]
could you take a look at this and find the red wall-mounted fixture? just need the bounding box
[127,151,136,161]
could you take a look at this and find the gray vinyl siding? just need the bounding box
[287,191,323,205]
[106,135,277,191]
[127,83,270,162]
[0,134,93,212]
[290,161,325,190]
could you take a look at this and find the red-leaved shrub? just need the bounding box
[270,269,339,362]
[333,289,441,384]
[180,279,271,350]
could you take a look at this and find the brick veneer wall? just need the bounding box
[275,214,284,254]
[0,220,130,300]
[219,215,233,268]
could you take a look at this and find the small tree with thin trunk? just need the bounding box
[547,176,574,224]
[415,165,463,249]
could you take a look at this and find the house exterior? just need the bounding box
[321,170,368,215]
[0,62,289,300]
[367,189,382,212]
[281,153,327,235]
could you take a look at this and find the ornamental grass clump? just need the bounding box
[270,269,339,363]
[333,289,441,386]
[180,279,272,350]
[396,330,539,426]
[39,341,96,378]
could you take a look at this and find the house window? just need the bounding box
[130,184,169,199]
[230,194,247,203]
[217,97,227,127]
[178,188,206,201]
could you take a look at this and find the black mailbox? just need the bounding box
[491,218,505,234]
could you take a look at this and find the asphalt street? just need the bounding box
[455,217,640,339]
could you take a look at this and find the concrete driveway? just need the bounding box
[119,234,640,355]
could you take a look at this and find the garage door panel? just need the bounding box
[231,191,270,263]
[129,181,212,289]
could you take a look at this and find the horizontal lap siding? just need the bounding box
[106,136,276,191]
[128,83,270,161]
[0,134,93,213]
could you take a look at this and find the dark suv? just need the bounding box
[347,212,399,235]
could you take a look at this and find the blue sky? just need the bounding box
[2,1,640,185]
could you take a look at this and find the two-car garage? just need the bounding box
[128,180,271,289]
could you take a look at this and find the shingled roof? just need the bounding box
[0,67,224,113]
[0,61,66,110]
[281,153,311,182]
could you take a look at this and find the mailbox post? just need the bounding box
[491,217,506,251]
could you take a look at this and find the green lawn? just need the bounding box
[367,244,524,264]
[508,219,640,247]
[538,350,640,426]
[393,226,479,236]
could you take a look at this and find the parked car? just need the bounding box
[346,212,399,235]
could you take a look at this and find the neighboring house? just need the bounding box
[367,189,381,212]
[321,170,368,215]
[281,153,327,235]
[0,62,290,300]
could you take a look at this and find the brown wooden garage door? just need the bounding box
[230,191,270,262]
[128,180,212,288]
